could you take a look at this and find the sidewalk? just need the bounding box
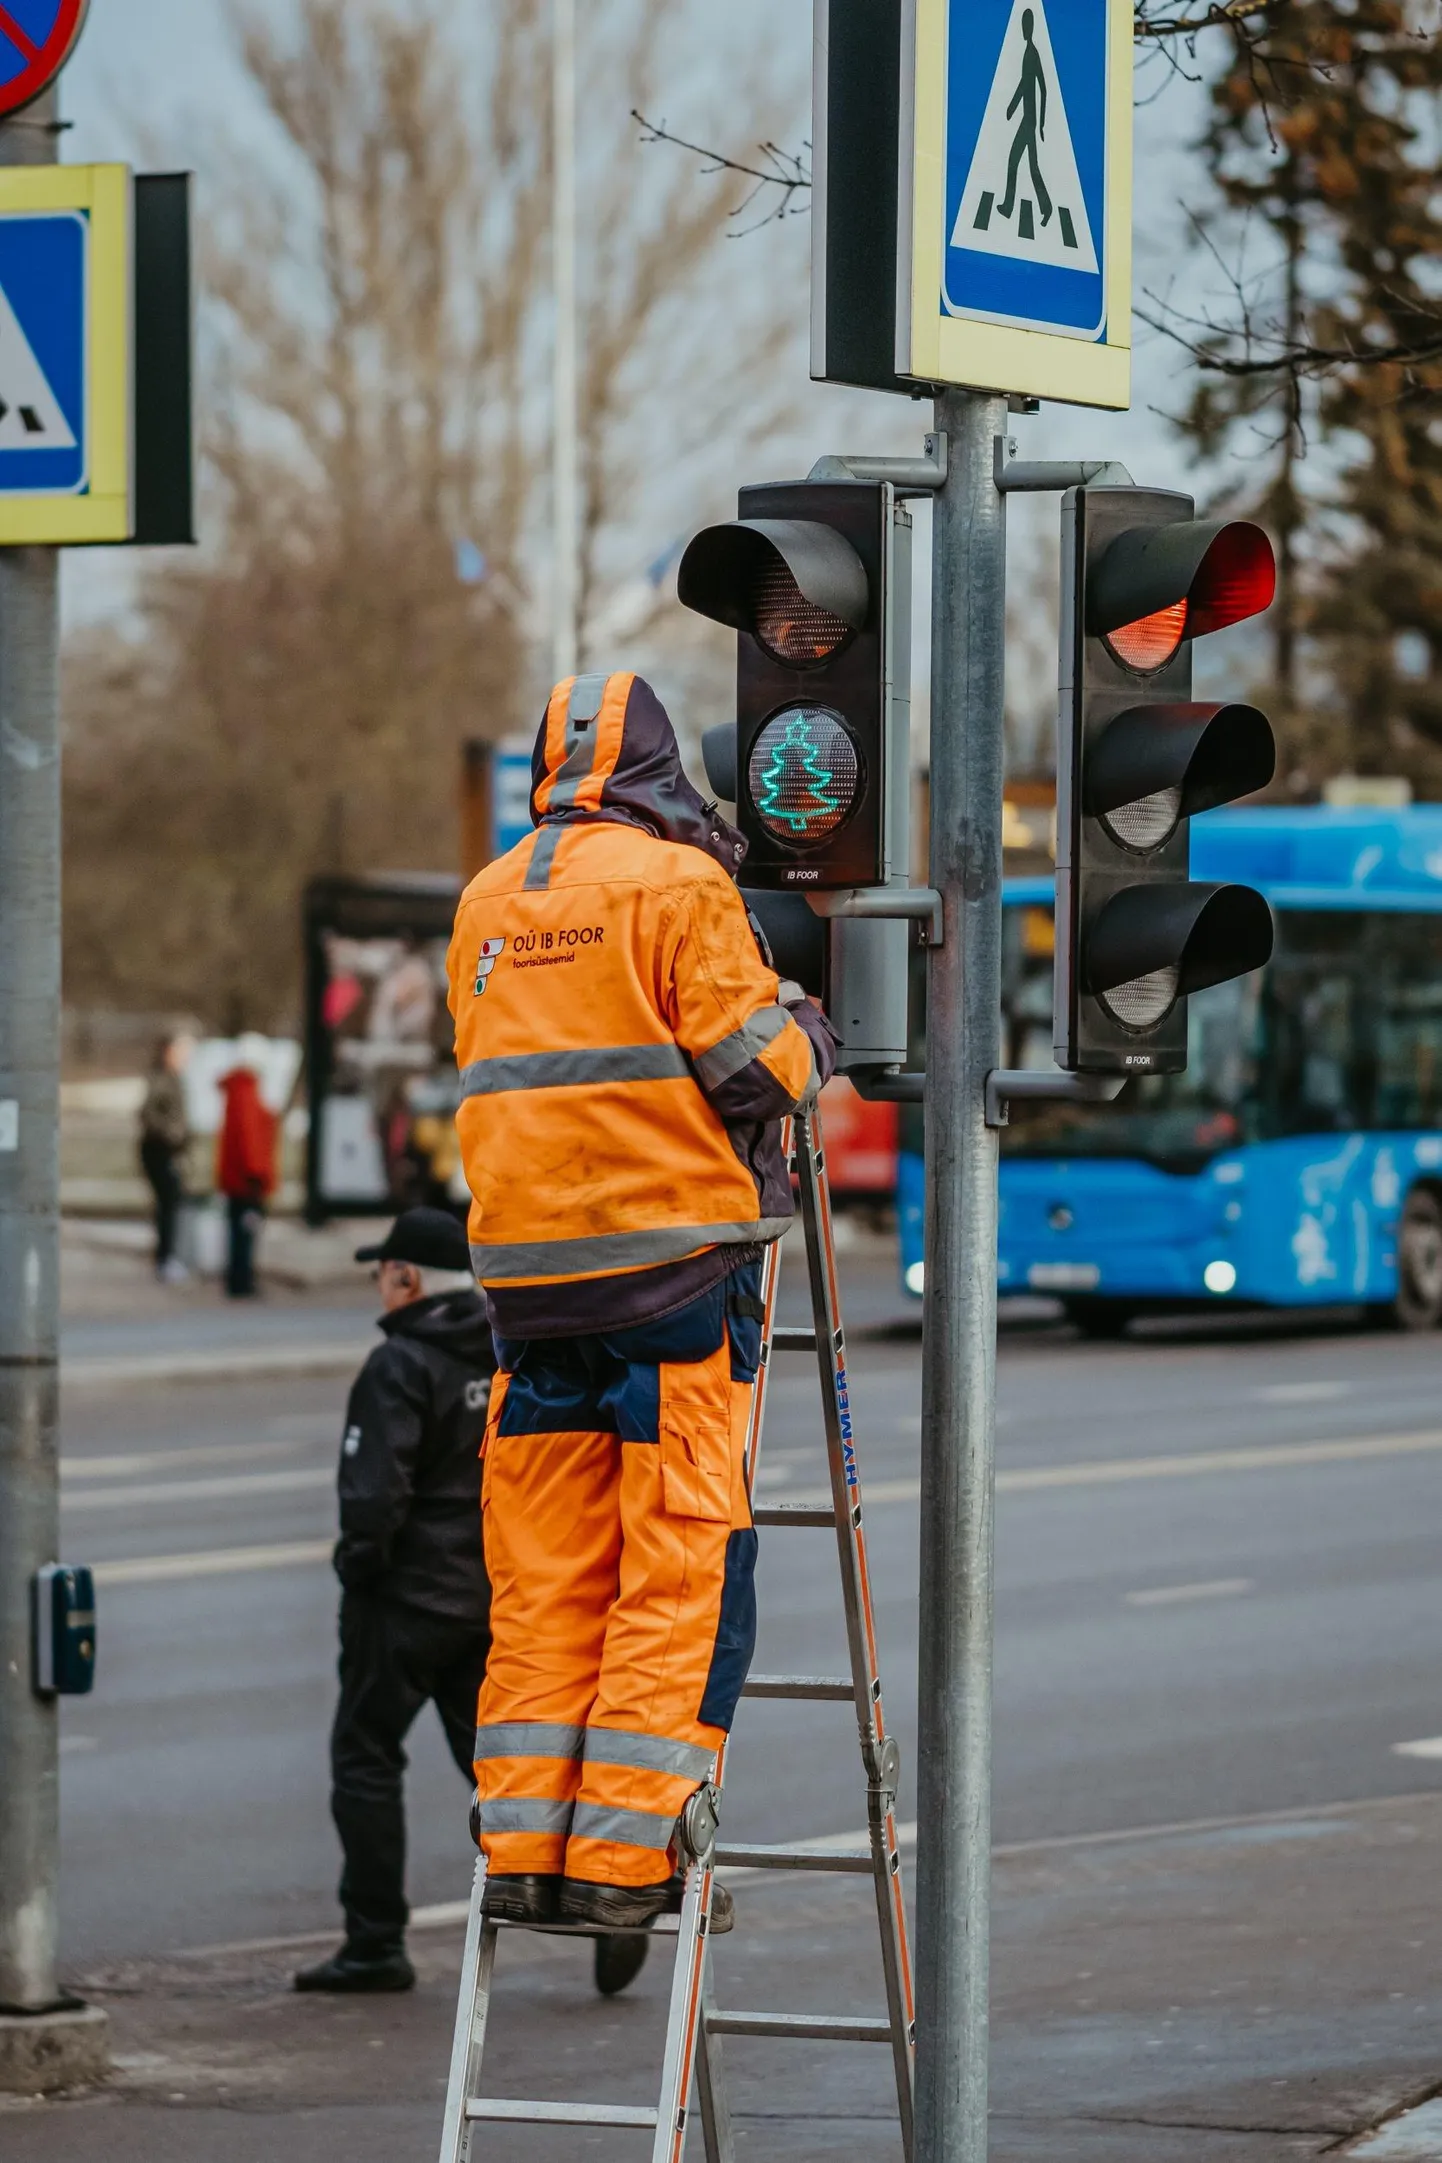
[5,1793,1440,2160]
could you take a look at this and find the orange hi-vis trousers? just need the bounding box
[473,1266,763,1889]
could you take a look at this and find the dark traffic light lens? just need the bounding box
[1105,600,1188,673]
[747,706,862,846]
[1101,784,1182,852]
[750,557,855,665]
[1099,964,1180,1030]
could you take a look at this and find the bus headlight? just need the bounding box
[1203,1259,1237,1294]
[905,1260,925,1297]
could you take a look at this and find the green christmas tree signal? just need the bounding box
[756,714,843,834]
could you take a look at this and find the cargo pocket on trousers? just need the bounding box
[659,1403,733,1522]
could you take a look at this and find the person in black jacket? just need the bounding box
[295,1207,651,1999]
[296,1207,495,1994]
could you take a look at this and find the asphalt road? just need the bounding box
[53,1246,1442,1970]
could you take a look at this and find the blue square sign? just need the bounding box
[943,0,1109,340]
[0,210,87,496]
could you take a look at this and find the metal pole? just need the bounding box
[551,0,579,683]
[914,386,1008,2159]
[0,80,63,2016]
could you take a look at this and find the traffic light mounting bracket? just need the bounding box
[983,1068,1125,1130]
[993,437,1134,494]
[808,432,950,497]
[808,884,943,945]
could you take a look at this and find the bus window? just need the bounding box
[1367,916,1442,1129]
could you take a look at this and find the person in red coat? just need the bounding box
[216,1055,278,1298]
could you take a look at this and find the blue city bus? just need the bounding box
[898,807,1442,1333]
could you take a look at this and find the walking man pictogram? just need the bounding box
[998,9,1052,228]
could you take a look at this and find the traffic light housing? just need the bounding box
[677,479,911,891]
[1056,487,1277,1074]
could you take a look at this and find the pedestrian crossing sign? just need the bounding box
[0,164,132,544]
[897,0,1132,408]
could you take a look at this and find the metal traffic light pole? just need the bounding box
[0,82,65,2020]
[913,385,1009,2162]
[914,419,1151,2158]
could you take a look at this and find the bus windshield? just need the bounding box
[1000,907,1442,1170]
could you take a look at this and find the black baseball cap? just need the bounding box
[354,1207,471,1273]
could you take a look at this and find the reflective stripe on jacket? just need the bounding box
[446,672,824,1292]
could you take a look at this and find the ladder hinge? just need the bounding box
[864,1734,902,1812]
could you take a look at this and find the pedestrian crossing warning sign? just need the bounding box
[0,165,132,544]
[896,0,1133,410]
[952,0,1099,277]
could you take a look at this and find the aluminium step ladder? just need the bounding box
[437,1108,915,2162]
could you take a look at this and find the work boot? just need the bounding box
[294,1943,416,1993]
[560,1877,674,1930]
[593,1931,651,1996]
[664,1870,735,1934]
[482,1873,560,1926]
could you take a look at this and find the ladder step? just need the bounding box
[742,1674,854,1701]
[466,2099,659,2127]
[487,1914,679,1938]
[705,2010,895,2043]
[770,1326,817,1351]
[753,1503,836,1528]
[715,1842,872,1873]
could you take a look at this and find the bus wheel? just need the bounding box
[1064,1298,1136,1340]
[1395,1188,1442,1331]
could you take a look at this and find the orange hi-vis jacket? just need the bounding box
[446,672,827,1311]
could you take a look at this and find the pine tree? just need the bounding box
[1169,0,1442,795]
[758,716,843,832]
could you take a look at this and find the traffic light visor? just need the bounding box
[1086,703,1276,852]
[1088,518,1276,667]
[1082,881,1274,1029]
[701,723,738,802]
[677,518,869,665]
[746,705,864,846]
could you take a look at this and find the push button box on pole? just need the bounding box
[32,1565,96,1697]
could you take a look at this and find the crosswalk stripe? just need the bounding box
[65,1468,333,1511]
[92,1540,333,1587]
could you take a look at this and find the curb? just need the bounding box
[0,2004,109,2095]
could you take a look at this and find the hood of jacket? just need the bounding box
[529,670,746,877]
[379,1287,493,1363]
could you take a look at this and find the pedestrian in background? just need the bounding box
[295,1206,649,1999]
[216,1045,277,1298]
[296,1208,493,1994]
[138,1031,193,1282]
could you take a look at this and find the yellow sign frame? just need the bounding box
[897,0,1133,409]
[0,164,132,545]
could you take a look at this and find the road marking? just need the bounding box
[1126,1578,1253,1608]
[62,1439,318,1483]
[64,1343,366,1391]
[92,1540,333,1587]
[1347,2096,1442,2158]
[162,1793,1442,1962]
[1256,1381,1351,1404]
[87,1429,1442,1582]
[171,1897,477,1960]
[64,1468,333,1511]
[789,1427,1442,1510]
[1392,1736,1442,1761]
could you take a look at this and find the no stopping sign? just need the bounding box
[0,1,90,119]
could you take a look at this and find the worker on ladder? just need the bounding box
[447,671,835,1936]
